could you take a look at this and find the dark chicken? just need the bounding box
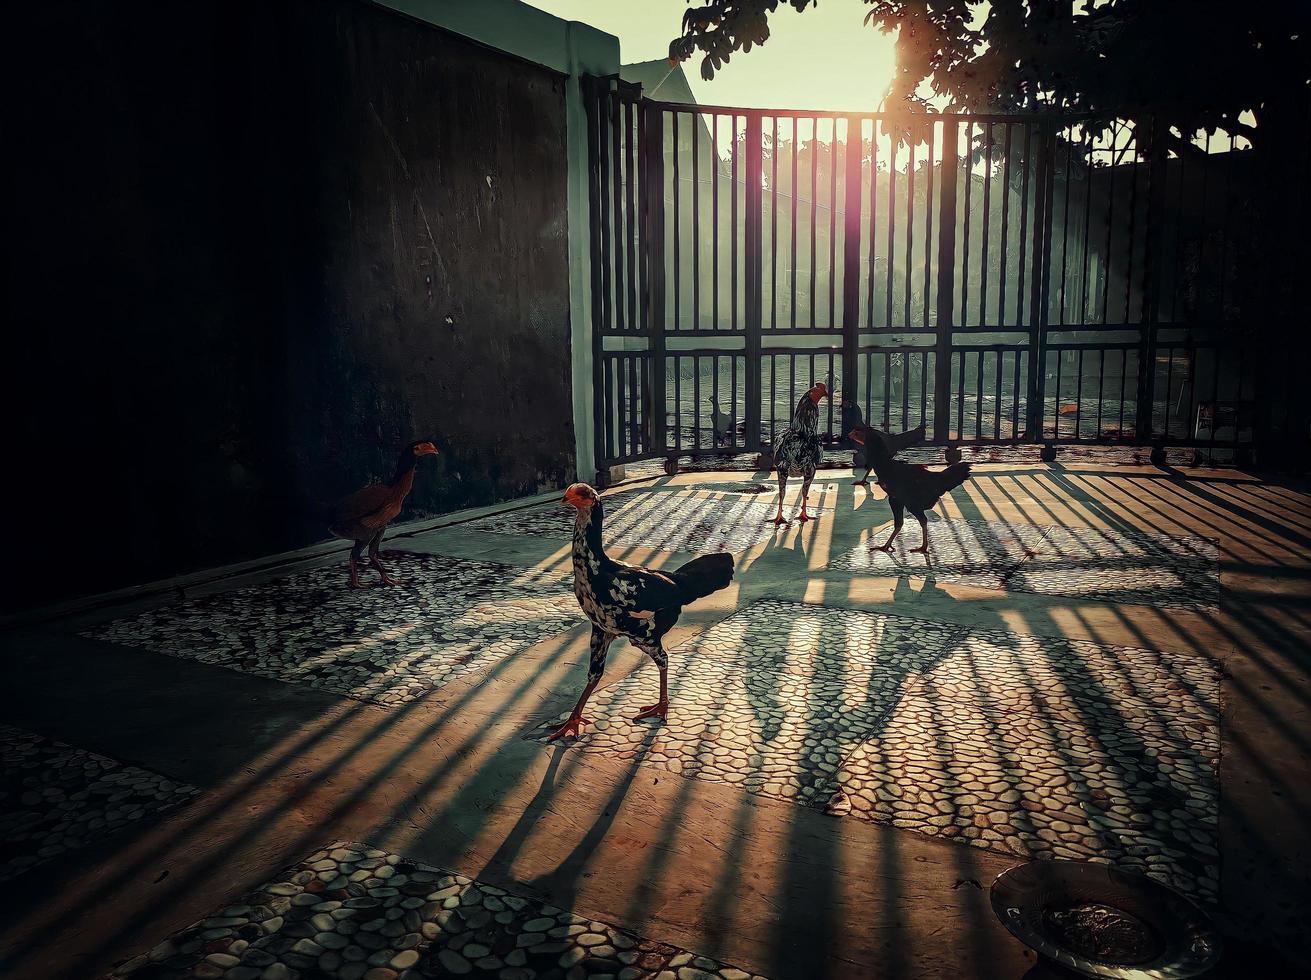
[549,483,735,741]
[848,427,971,553]
[328,440,438,587]
[851,423,927,488]
[770,381,829,523]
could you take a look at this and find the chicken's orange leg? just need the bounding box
[908,515,931,554]
[348,542,366,588]
[632,646,669,721]
[871,501,905,552]
[547,629,612,740]
[797,472,815,522]
[773,470,788,524]
[549,676,599,740]
[368,530,397,586]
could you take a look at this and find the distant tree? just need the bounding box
[670,1,1309,155]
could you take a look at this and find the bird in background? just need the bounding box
[770,381,829,524]
[709,395,734,447]
[549,483,735,741]
[848,426,970,554]
[328,439,438,587]
[851,422,927,488]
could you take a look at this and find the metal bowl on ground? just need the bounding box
[990,861,1220,979]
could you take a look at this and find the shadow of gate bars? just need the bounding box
[583,75,1273,481]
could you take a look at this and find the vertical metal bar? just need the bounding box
[692,355,700,449]
[902,350,911,430]
[1135,117,1168,442]
[692,109,701,329]
[744,113,764,452]
[597,85,610,338]
[994,350,1003,441]
[975,349,984,439]
[867,118,878,328]
[956,352,966,439]
[712,113,720,330]
[771,116,779,330]
[731,114,739,332]
[1095,349,1105,438]
[1016,122,1033,328]
[999,122,1014,326]
[644,103,667,454]
[1053,350,1064,439]
[1163,348,1174,439]
[1025,123,1056,440]
[829,117,838,329]
[610,94,626,335]
[731,354,739,447]
[626,98,638,332]
[1074,349,1084,439]
[923,123,937,328]
[1058,124,1073,325]
[672,111,680,331]
[603,356,614,461]
[769,354,777,446]
[1012,348,1023,439]
[934,119,959,443]
[886,136,898,327]
[673,354,681,450]
[1079,124,1093,322]
[1118,348,1128,437]
[961,120,973,327]
[810,116,819,327]
[842,116,863,411]
[904,140,916,327]
[884,354,892,428]
[1122,124,1141,323]
[1099,122,1117,324]
[584,78,609,473]
[980,122,993,325]
[791,121,798,329]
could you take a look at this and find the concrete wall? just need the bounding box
[2,0,591,610]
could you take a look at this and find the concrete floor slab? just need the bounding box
[83,555,578,708]
[2,464,1309,979]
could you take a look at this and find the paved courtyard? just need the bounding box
[1,464,1309,979]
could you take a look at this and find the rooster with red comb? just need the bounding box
[546,483,735,741]
[769,381,829,523]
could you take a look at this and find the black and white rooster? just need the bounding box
[548,483,735,741]
[769,381,829,523]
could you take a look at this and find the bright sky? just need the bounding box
[521,0,899,112]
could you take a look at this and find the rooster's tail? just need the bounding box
[938,461,972,495]
[671,552,735,603]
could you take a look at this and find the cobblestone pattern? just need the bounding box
[110,842,768,980]
[465,492,831,554]
[529,600,1219,902]
[0,726,199,884]
[84,556,577,708]
[829,518,1220,610]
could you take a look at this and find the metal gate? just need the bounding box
[583,76,1264,478]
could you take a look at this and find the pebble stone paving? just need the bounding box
[465,492,831,554]
[0,725,199,884]
[83,555,579,708]
[530,600,1220,902]
[110,841,769,980]
[829,517,1220,610]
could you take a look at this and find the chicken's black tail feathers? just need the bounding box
[671,552,735,603]
[938,461,972,495]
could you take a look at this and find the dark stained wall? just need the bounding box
[3,0,574,610]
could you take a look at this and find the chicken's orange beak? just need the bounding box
[848,429,865,445]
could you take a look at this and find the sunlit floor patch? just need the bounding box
[84,555,577,707]
[0,726,198,884]
[530,600,1219,902]
[465,490,831,553]
[109,841,769,979]
[829,517,1220,610]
